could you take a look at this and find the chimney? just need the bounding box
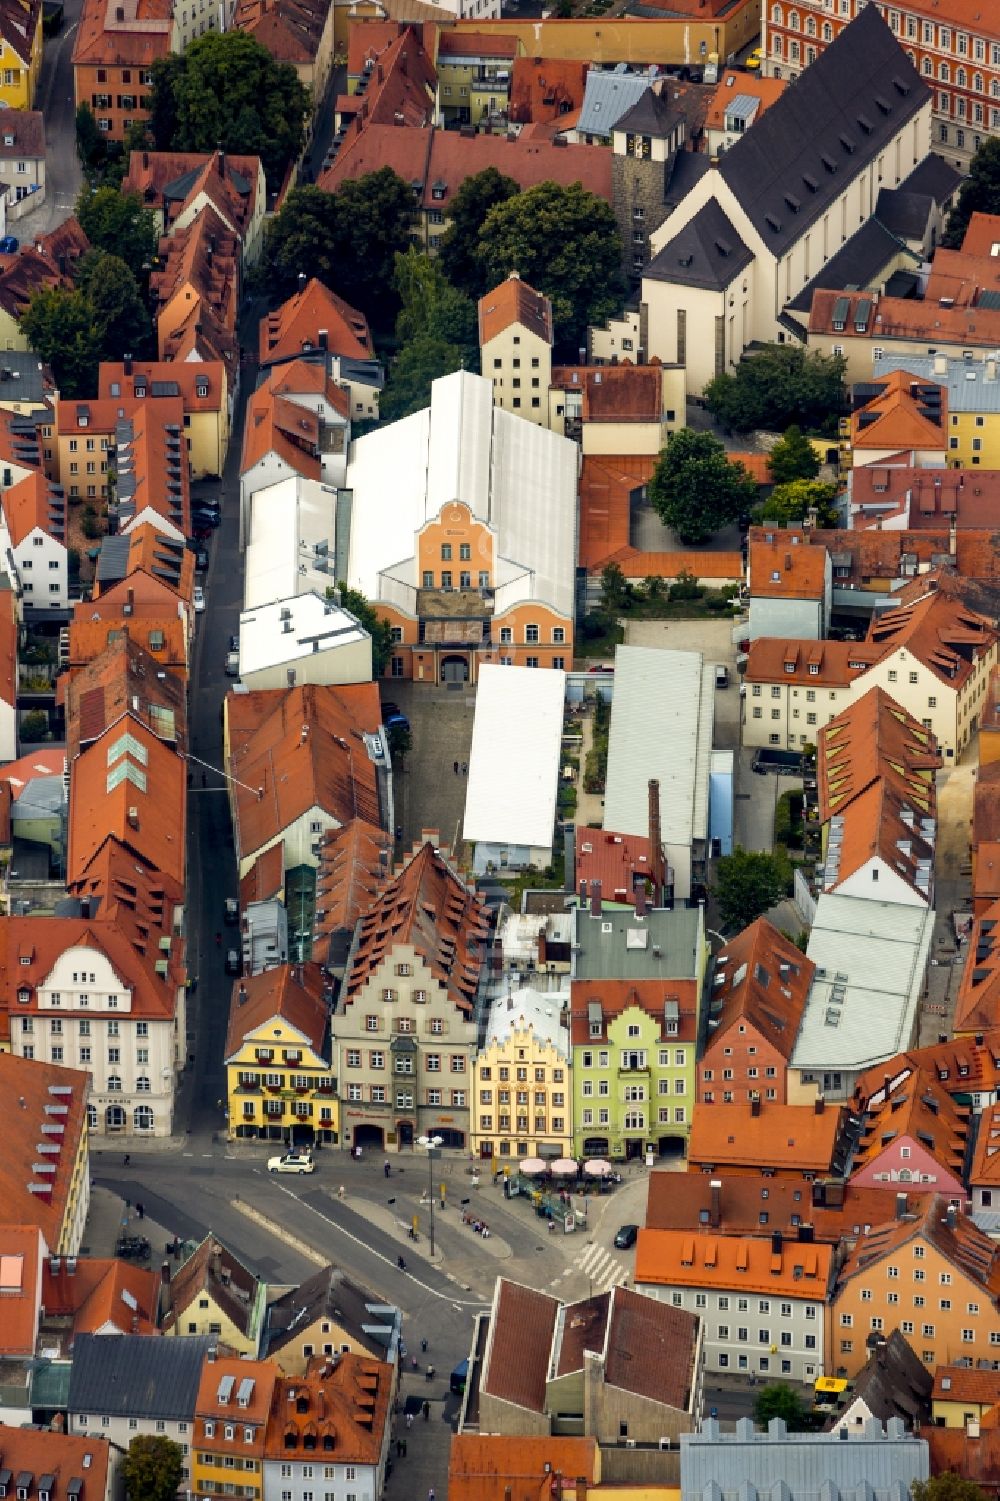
[635,882,647,916]
[750,1094,761,1117]
[298,272,307,293]
[648,778,665,904]
[217,149,226,179]
[945,1203,958,1231]
[895,1191,908,1220]
[579,878,588,905]
[124,352,133,377]
[161,1261,171,1287]
[709,1179,721,1228]
[590,880,602,918]
[814,1094,825,1115]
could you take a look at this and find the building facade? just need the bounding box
[472,992,571,1162]
[225,964,338,1147]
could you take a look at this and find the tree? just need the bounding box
[380,335,468,423]
[439,166,520,299]
[75,186,158,280]
[713,847,791,931]
[753,1383,810,1432]
[21,287,101,398]
[394,248,477,354]
[913,1477,988,1501]
[704,346,848,436]
[943,137,1000,247]
[599,562,630,613]
[648,429,758,545]
[755,479,839,528]
[76,251,152,360]
[147,32,310,186]
[120,1436,184,1501]
[387,721,412,764]
[19,710,49,743]
[75,102,105,174]
[334,584,393,678]
[768,425,820,484]
[261,174,414,326]
[476,181,625,350]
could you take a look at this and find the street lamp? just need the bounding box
[417,1133,443,1256]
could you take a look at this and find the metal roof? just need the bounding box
[238,591,369,676]
[463,664,565,850]
[874,353,1000,413]
[68,1334,214,1421]
[791,894,934,1073]
[572,902,701,982]
[484,984,571,1057]
[576,70,652,139]
[602,646,714,849]
[725,93,759,124]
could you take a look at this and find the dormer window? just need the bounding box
[205,1422,215,1438]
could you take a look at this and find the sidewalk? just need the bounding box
[82,1183,178,1267]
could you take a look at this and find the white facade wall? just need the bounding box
[263,1459,381,1501]
[636,1281,825,1383]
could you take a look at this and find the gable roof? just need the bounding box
[0,1053,90,1252]
[161,1235,260,1338]
[259,277,373,366]
[313,818,392,964]
[954,899,1000,1036]
[342,842,489,1016]
[265,1262,395,1360]
[818,687,940,822]
[644,1171,920,1242]
[550,361,665,421]
[851,1066,970,1183]
[3,470,65,548]
[851,369,947,452]
[687,1101,845,1175]
[481,1278,560,1412]
[478,273,553,347]
[612,81,682,138]
[0,1224,44,1356]
[509,55,588,125]
[718,5,929,257]
[62,632,186,761]
[67,716,186,887]
[264,1355,392,1465]
[68,1332,213,1418]
[42,1255,160,1338]
[226,683,383,860]
[866,583,997,689]
[0,1427,110,1501]
[224,961,329,1061]
[232,0,328,64]
[745,636,879,688]
[838,1195,1000,1300]
[636,1226,834,1298]
[706,917,813,1062]
[577,69,655,138]
[847,1329,932,1426]
[750,530,829,601]
[970,1101,1000,1189]
[646,196,752,290]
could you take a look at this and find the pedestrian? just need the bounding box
[461,762,468,775]
[384,1159,391,1178]
[420,1338,427,1353]
[123,1152,130,1167]
[136,1202,144,1220]
[215,932,221,947]
[428,1488,435,1500]
[422,1401,430,1422]
[395,1439,402,1458]
[405,1412,413,1430]
[453,761,459,774]
[338,1185,345,1200]
[401,1438,407,1457]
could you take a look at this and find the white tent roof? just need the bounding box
[463,664,565,849]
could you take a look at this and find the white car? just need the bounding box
[267,1151,315,1175]
[193,586,206,613]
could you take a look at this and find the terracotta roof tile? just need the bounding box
[838,1195,1000,1301]
[72,0,171,67]
[636,1225,834,1298]
[240,843,285,907]
[449,1437,599,1501]
[0,583,18,710]
[509,55,589,125]
[66,614,188,672]
[196,1355,277,1428]
[98,357,228,412]
[819,687,940,821]
[259,276,373,366]
[122,150,262,242]
[932,1365,1000,1405]
[851,368,948,452]
[1,912,180,1024]
[644,1171,924,1241]
[161,1233,260,1337]
[42,1255,160,1337]
[264,1356,394,1468]
[478,274,552,346]
[706,917,813,1062]
[481,1278,560,1411]
[852,1032,1000,1111]
[971,1101,1000,1189]
[233,0,328,64]
[599,545,743,580]
[313,818,392,959]
[605,1284,699,1407]
[67,715,186,887]
[550,360,665,421]
[851,1066,970,1183]
[749,529,828,600]
[954,898,1000,1035]
[687,1101,845,1175]
[746,636,879,687]
[226,683,383,860]
[0,1425,110,1498]
[574,826,653,907]
[0,1224,44,1355]
[62,632,187,761]
[2,470,65,549]
[570,977,698,1047]
[225,961,329,1060]
[240,383,322,480]
[866,583,997,690]
[0,1053,90,1252]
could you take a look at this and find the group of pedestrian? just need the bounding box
[460,1211,490,1238]
[393,1437,408,1458]
[452,761,468,776]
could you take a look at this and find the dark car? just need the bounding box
[380,700,400,719]
[191,508,221,529]
[225,948,241,976]
[224,897,239,925]
[0,235,18,255]
[385,712,410,733]
[614,1224,638,1249]
[228,634,240,653]
[116,1235,151,1260]
[193,546,209,571]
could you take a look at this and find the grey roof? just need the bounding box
[792,895,934,1074]
[874,186,935,242]
[94,534,130,584]
[572,903,701,982]
[787,218,912,313]
[664,150,712,213]
[68,1334,213,1421]
[646,197,753,290]
[576,70,654,139]
[0,351,51,403]
[681,1416,929,1501]
[265,1265,400,1359]
[718,5,930,257]
[898,152,962,207]
[614,84,682,138]
[842,1331,932,1429]
[874,353,1000,413]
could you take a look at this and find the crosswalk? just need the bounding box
[574,1241,631,1294]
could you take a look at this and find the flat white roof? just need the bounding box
[463,664,565,849]
[239,593,369,674]
[792,894,934,1072]
[244,476,337,611]
[602,646,714,847]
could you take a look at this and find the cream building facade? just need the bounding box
[472,986,572,1162]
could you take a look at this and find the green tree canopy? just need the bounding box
[476,181,625,350]
[120,1437,184,1501]
[147,32,310,186]
[755,479,839,528]
[943,137,1000,247]
[21,287,101,398]
[600,561,630,613]
[76,251,152,361]
[75,103,105,174]
[705,346,848,436]
[381,335,469,423]
[75,186,158,280]
[335,584,392,678]
[768,424,820,484]
[912,1477,988,1501]
[394,248,477,352]
[438,166,520,299]
[713,847,792,931]
[648,428,758,545]
[262,174,414,328]
[752,1383,810,1432]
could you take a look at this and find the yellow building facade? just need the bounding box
[472,1004,572,1162]
[0,0,44,110]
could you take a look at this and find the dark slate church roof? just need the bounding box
[646,198,753,290]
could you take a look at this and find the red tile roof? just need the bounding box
[232,0,329,65]
[923,1419,1000,1499]
[971,1101,1000,1190]
[0,1224,44,1355]
[67,716,186,887]
[837,1195,1000,1302]
[574,826,653,906]
[550,360,665,421]
[851,1067,970,1184]
[0,583,18,710]
[3,470,64,548]
[705,69,787,129]
[687,1101,844,1175]
[42,1254,160,1337]
[240,383,322,480]
[818,687,940,822]
[959,211,1000,257]
[264,1355,394,1468]
[0,1426,110,1500]
[569,977,698,1046]
[866,583,997,690]
[644,1171,923,1241]
[851,369,948,453]
[0,1053,90,1253]
[226,683,383,860]
[1,911,180,1024]
[852,1032,1000,1113]
[225,961,329,1060]
[437,28,515,56]
[259,276,373,366]
[73,0,171,67]
[708,917,813,1062]
[745,635,879,687]
[509,55,589,125]
[749,528,828,601]
[313,818,392,956]
[636,1225,834,1298]
[97,357,228,411]
[449,1437,599,1501]
[240,842,285,907]
[123,149,262,242]
[197,1354,277,1429]
[481,1278,559,1411]
[62,632,187,761]
[954,899,1000,1036]
[478,273,552,346]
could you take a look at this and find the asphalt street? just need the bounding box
[32,0,84,237]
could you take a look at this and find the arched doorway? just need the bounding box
[134,1104,155,1133]
[352,1123,385,1151]
[441,656,469,684]
[106,1104,126,1131]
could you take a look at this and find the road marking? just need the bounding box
[574,1242,630,1292]
[255,1175,491,1309]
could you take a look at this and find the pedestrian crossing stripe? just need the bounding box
[574,1242,629,1292]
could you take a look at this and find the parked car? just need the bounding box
[380,700,400,719]
[191,508,220,530]
[225,948,241,975]
[614,1224,639,1249]
[268,1151,315,1175]
[225,650,240,677]
[228,634,239,654]
[224,897,239,925]
[0,235,18,254]
[193,586,205,613]
[385,712,410,733]
[195,496,220,515]
[746,46,764,69]
[193,546,209,571]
